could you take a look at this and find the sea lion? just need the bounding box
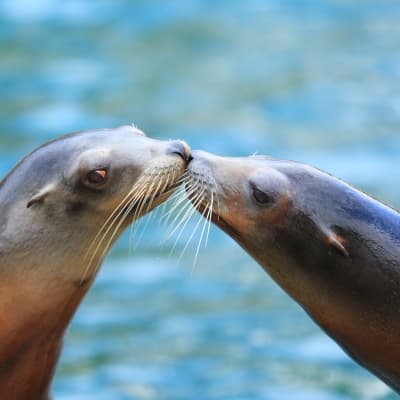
[0,125,191,399]
[185,150,400,393]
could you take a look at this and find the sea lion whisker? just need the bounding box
[163,183,200,236]
[160,177,193,223]
[133,207,157,251]
[158,170,174,218]
[159,188,183,224]
[162,185,196,224]
[87,169,174,280]
[143,174,162,214]
[165,183,204,241]
[85,184,139,259]
[112,179,154,244]
[94,186,151,275]
[211,175,221,221]
[82,176,152,281]
[88,176,149,251]
[128,172,169,253]
[146,173,166,213]
[178,196,209,268]
[131,174,166,246]
[128,176,163,248]
[204,191,213,248]
[151,172,178,231]
[158,170,186,225]
[174,170,189,185]
[127,195,149,254]
[192,195,212,271]
[160,188,190,234]
[161,192,190,223]
[127,180,157,254]
[166,199,199,249]
[132,182,153,224]
[165,175,191,204]
[128,167,186,252]
[133,172,172,249]
[85,172,152,257]
[169,188,206,256]
[167,190,204,256]
[82,192,140,282]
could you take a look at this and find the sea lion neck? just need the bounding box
[0,271,90,399]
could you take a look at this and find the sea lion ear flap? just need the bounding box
[320,226,350,258]
[27,184,55,208]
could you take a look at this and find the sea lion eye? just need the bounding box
[86,169,108,185]
[253,188,274,206]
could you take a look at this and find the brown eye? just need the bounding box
[87,169,108,185]
[253,188,274,206]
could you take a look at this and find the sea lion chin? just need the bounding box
[0,125,191,399]
[185,149,400,393]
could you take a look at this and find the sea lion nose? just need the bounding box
[167,141,192,163]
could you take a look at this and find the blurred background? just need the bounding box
[1,0,400,399]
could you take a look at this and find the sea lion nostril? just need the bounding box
[167,141,192,162]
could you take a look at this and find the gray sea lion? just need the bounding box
[0,125,191,399]
[185,150,400,393]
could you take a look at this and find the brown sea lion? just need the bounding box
[0,125,191,399]
[185,150,400,393]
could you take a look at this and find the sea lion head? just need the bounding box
[0,125,191,284]
[185,151,292,252]
[184,150,356,300]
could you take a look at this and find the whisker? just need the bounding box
[81,175,152,282]
[158,170,174,219]
[130,167,179,250]
[85,182,140,259]
[163,189,198,237]
[166,184,204,241]
[161,176,192,224]
[204,190,213,248]
[124,181,154,253]
[191,197,212,272]
[88,186,148,278]
[170,187,206,257]
[178,198,209,268]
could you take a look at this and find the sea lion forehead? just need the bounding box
[0,126,160,195]
[225,156,291,183]
[81,125,147,139]
[43,127,158,167]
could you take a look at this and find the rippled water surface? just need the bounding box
[1,1,400,399]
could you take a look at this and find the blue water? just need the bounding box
[1,1,400,398]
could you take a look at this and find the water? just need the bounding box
[1,1,399,398]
